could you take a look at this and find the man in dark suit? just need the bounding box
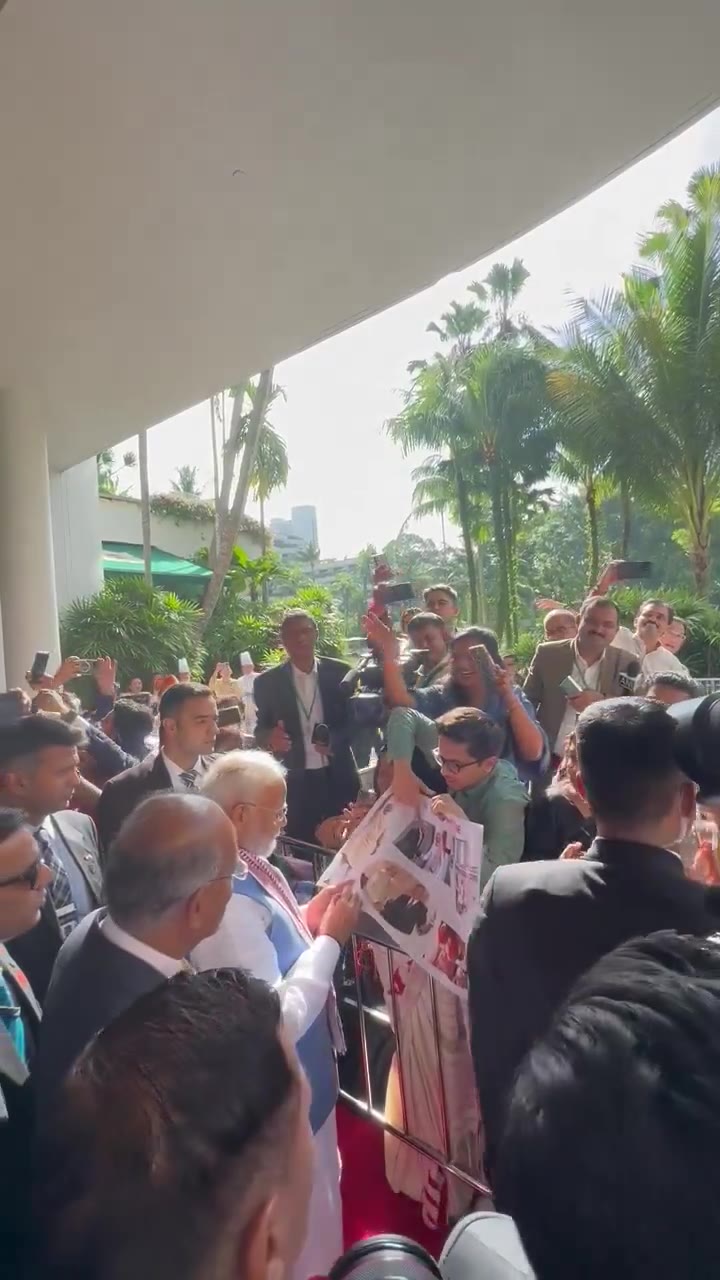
[523,596,639,771]
[0,809,52,1268]
[0,716,103,1001]
[34,791,237,1121]
[255,611,359,844]
[467,696,720,1173]
[97,682,218,852]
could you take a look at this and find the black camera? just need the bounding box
[311,721,331,747]
[668,694,720,805]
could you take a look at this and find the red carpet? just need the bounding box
[338,1102,448,1259]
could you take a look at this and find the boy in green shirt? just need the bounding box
[387,704,528,888]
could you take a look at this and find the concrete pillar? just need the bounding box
[51,457,104,611]
[0,393,61,688]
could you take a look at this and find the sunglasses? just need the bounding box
[0,852,48,891]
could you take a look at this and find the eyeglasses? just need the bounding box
[241,801,288,822]
[0,852,48,891]
[432,749,480,776]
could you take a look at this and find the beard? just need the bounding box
[250,834,278,860]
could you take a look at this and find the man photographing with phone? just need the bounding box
[524,596,640,776]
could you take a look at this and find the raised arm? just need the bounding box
[362,613,414,708]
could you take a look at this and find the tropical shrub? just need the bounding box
[60,579,205,686]
[201,586,347,674]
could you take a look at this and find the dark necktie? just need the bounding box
[35,826,78,940]
[179,769,198,791]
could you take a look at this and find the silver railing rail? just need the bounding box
[695,679,720,695]
[277,836,490,1198]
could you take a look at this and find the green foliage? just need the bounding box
[149,491,263,540]
[60,579,205,685]
[96,448,136,496]
[201,585,346,674]
[171,465,202,496]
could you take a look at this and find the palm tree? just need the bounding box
[300,542,320,582]
[549,164,720,594]
[463,343,553,642]
[552,447,615,586]
[387,357,483,623]
[201,369,276,628]
[171,464,201,496]
[137,429,152,587]
[408,454,490,623]
[250,423,289,549]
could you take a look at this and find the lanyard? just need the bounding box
[295,670,319,724]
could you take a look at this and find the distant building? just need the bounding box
[270,505,320,560]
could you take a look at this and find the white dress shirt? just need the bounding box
[191,894,340,1045]
[101,914,184,979]
[612,625,689,685]
[553,648,602,755]
[161,751,209,791]
[291,662,326,771]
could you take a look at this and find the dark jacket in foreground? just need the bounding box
[467,838,720,1167]
[96,750,215,853]
[33,909,164,1125]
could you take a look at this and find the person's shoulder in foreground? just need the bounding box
[495,930,720,1280]
[34,969,314,1280]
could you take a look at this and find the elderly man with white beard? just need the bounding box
[192,750,359,1280]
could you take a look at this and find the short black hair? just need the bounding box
[111,698,155,740]
[0,808,26,843]
[280,609,317,638]
[495,931,720,1280]
[36,969,299,1280]
[0,715,84,771]
[435,707,503,761]
[452,626,502,666]
[423,583,459,606]
[158,682,212,721]
[646,671,699,698]
[575,697,682,826]
[579,595,618,620]
[406,611,447,635]
[642,597,675,624]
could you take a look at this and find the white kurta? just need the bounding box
[192,894,343,1280]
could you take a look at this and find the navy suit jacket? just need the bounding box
[34,909,165,1125]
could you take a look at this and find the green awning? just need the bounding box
[102,541,211,598]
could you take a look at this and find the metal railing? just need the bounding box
[277,836,490,1199]
[695,679,720,695]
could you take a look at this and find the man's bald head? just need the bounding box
[104,793,236,931]
[544,609,578,642]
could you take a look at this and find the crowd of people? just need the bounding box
[0,570,719,1280]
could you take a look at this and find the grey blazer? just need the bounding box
[7,810,103,1002]
[34,908,165,1123]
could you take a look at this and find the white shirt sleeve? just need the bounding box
[191,895,340,1045]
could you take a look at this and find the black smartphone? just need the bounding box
[0,692,25,725]
[311,722,331,747]
[615,560,652,581]
[217,704,242,727]
[29,650,50,683]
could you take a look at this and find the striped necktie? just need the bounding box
[179,769,198,791]
[35,825,78,940]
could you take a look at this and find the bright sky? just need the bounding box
[122,107,720,559]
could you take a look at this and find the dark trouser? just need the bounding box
[285,768,335,847]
